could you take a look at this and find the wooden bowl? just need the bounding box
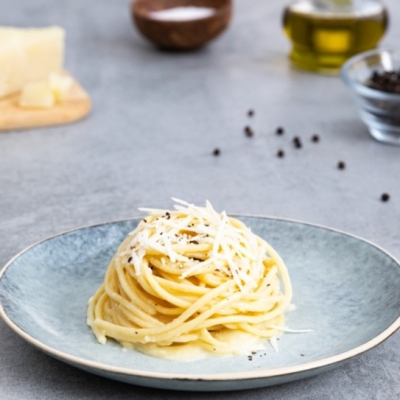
[131,0,233,50]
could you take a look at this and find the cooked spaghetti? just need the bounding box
[87,199,293,359]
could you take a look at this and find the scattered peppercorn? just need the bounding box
[293,136,302,148]
[248,356,253,361]
[213,148,220,156]
[247,109,254,117]
[277,150,285,158]
[381,193,390,202]
[276,127,284,135]
[311,134,320,143]
[337,161,346,170]
[127,257,132,263]
[244,126,254,137]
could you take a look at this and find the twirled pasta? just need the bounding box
[87,200,292,359]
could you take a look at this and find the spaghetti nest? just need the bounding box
[87,200,292,358]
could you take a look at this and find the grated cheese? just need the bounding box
[125,199,271,293]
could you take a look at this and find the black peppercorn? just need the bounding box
[213,148,220,156]
[368,69,400,94]
[293,136,302,148]
[381,193,390,202]
[244,126,254,137]
[311,134,320,143]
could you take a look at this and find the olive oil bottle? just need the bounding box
[283,0,388,74]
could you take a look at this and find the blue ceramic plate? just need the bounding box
[1,217,400,391]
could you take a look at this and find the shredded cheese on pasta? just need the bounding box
[87,199,293,360]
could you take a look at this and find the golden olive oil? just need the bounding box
[283,0,388,74]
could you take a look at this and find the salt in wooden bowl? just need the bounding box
[131,0,233,50]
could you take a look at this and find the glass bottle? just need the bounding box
[283,0,388,74]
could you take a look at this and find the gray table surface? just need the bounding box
[1,0,400,398]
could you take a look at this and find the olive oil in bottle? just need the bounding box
[283,0,388,74]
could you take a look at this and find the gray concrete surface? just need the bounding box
[0,0,399,398]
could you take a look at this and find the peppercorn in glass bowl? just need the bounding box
[341,49,400,145]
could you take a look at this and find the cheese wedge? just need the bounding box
[0,26,64,98]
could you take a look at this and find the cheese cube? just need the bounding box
[49,73,73,102]
[0,26,64,98]
[19,81,54,108]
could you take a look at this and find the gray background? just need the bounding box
[1,0,399,398]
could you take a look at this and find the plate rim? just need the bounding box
[1,215,400,382]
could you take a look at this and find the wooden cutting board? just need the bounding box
[0,72,91,131]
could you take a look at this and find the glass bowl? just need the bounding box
[341,49,400,145]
